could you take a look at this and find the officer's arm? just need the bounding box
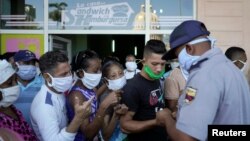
[120,111,157,134]
[156,109,198,141]
[167,99,178,112]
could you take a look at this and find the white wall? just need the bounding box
[197,0,250,83]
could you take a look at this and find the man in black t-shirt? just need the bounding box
[120,39,168,141]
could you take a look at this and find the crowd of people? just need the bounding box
[0,20,250,141]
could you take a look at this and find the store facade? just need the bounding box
[0,0,194,61]
[0,0,249,75]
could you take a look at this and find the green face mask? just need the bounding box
[144,65,165,80]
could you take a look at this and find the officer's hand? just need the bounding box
[156,108,172,126]
[172,111,177,120]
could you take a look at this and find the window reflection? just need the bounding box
[49,2,68,29]
[0,0,44,29]
[150,0,194,30]
[0,0,194,30]
[133,4,160,30]
[49,0,191,30]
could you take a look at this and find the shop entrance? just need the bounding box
[88,35,145,65]
[50,34,145,68]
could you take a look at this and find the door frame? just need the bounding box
[49,35,72,62]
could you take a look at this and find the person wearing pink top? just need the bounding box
[0,128,24,141]
[0,59,37,141]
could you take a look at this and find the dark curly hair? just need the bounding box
[71,49,100,72]
[39,50,68,74]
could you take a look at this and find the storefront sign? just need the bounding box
[63,2,134,26]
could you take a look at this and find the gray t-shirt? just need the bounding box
[176,47,250,140]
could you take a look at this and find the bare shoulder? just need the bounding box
[68,90,88,106]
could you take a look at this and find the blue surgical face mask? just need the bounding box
[207,36,217,48]
[180,66,189,81]
[178,48,200,72]
[178,38,210,72]
[16,65,37,80]
[170,61,179,69]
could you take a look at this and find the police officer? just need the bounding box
[156,20,250,141]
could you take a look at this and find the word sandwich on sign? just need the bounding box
[63,2,134,27]
[208,125,250,141]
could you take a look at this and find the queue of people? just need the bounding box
[0,20,250,141]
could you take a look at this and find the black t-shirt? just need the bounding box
[122,73,168,141]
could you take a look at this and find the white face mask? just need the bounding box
[107,76,126,91]
[241,65,246,72]
[82,71,102,89]
[232,60,247,72]
[0,85,20,107]
[47,73,73,93]
[125,62,137,71]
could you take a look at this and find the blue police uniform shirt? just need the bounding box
[176,47,250,141]
[14,75,44,126]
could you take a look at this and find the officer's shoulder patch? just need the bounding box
[184,87,197,104]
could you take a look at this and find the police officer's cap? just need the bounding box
[162,20,210,60]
